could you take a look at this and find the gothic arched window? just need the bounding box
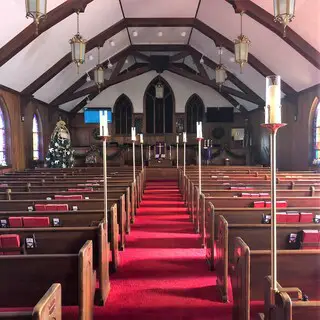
[313,101,320,162]
[0,101,10,166]
[114,94,133,135]
[186,94,205,134]
[144,76,174,134]
[32,113,42,160]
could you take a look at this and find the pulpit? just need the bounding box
[148,142,173,167]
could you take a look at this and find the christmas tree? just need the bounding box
[45,120,75,168]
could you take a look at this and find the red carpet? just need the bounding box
[64,180,234,319]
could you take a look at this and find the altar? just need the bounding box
[147,142,173,167]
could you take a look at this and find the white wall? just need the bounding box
[88,70,234,113]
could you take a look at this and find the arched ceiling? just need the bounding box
[0,0,319,113]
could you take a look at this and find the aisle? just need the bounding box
[99,180,232,319]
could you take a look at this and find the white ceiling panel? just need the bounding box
[197,0,319,91]
[34,29,130,103]
[189,29,266,99]
[254,0,320,53]
[232,97,259,112]
[59,96,88,112]
[128,27,191,44]
[0,0,123,92]
[121,0,199,17]
[0,0,65,48]
[120,56,135,70]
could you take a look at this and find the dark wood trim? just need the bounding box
[190,54,209,80]
[169,52,190,62]
[132,52,151,63]
[109,57,127,81]
[0,0,94,68]
[226,0,320,69]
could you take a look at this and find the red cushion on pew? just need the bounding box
[0,240,2,255]
[253,201,265,208]
[8,217,23,228]
[301,243,320,250]
[68,188,93,192]
[265,201,288,208]
[250,193,260,198]
[22,217,50,227]
[0,234,20,255]
[34,204,46,211]
[55,195,83,200]
[299,212,313,223]
[286,211,300,223]
[240,193,251,198]
[276,213,287,223]
[302,230,320,243]
[259,193,269,197]
[45,204,68,211]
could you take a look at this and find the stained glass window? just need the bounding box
[186,94,204,134]
[314,102,320,161]
[32,114,41,160]
[114,94,133,135]
[0,106,6,166]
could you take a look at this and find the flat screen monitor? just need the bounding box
[84,108,112,124]
[206,107,234,122]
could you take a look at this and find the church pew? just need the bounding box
[215,216,320,302]
[262,276,320,320]
[0,222,111,305]
[0,283,61,320]
[231,237,320,320]
[0,240,95,320]
[0,205,119,273]
[0,197,127,249]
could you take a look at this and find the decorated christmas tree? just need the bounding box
[45,120,75,168]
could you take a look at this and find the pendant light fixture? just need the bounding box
[94,47,105,91]
[69,11,87,73]
[215,47,227,91]
[273,0,296,37]
[25,0,47,35]
[234,12,250,73]
[155,79,164,99]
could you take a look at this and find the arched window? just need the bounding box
[32,113,42,160]
[0,106,7,166]
[114,94,133,135]
[144,76,174,134]
[313,101,320,162]
[186,94,205,134]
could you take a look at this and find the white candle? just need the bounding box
[131,127,136,141]
[140,133,144,144]
[196,121,203,139]
[265,76,281,124]
[99,110,109,137]
[176,135,179,144]
[183,132,187,143]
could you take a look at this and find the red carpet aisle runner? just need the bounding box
[64,180,233,319]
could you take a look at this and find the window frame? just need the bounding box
[313,101,320,161]
[32,112,43,161]
[114,94,133,135]
[185,94,205,134]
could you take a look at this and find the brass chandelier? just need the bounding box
[215,47,227,91]
[25,0,47,35]
[234,12,250,73]
[94,47,105,91]
[69,11,87,73]
[273,0,296,37]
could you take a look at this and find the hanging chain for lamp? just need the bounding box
[25,0,47,35]
[273,0,296,37]
[69,11,87,73]
[234,12,250,74]
[94,46,105,91]
[215,47,227,91]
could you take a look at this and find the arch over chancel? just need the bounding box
[114,94,133,135]
[144,76,175,134]
[185,94,205,134]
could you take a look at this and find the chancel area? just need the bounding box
[0,0,319,319]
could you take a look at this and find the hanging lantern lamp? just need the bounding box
[94,47,105,90]
[234,12,250,73]
[215,47,227,91]
[155,79,164,99]
[273,0,296,37]
[69,11,87,73]
[25,0,47,35]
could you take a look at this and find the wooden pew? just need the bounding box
[0,241,95,320]
[262,276,320,320]
[215,216,320,302]
[0,283,61,320]
[231,237,320,320]
[0,222,111,305]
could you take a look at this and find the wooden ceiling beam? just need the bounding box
[190,54,209,80]
[60,64,152,104]
[226,0,320,69]
[0,0,94,68]
[69,92,98,114]
[131,52,151,63]
[169,51,190,62]
[187,46,265,106]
